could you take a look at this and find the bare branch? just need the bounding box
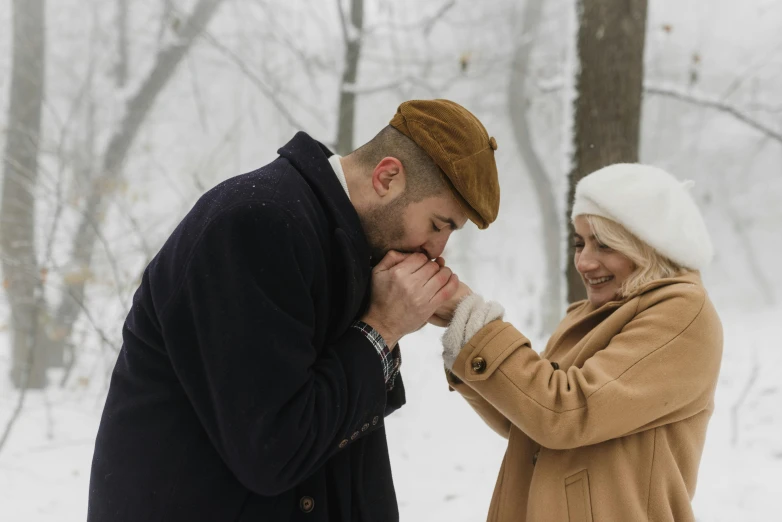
[335,0,349,45]
[731,346,760,447]
[43,387,54,439]
[342,75,442,95]
[112,198,154,260]
[536,76,565,93]
[720,138,776,306]
[541,79,782,145]
[0,385,29,452]
[52,14,99,172]
[81,209,132,308]
[59,344,76,388]
[645,83,782,145]
[718,40,782,102]
[747,101,782,114]
[422,0,456,36]
[42,153,66,268]
[62,285,119,353]
[198,30,310,131]
[116,0,129,87]
[363,0,456,36]
[157,0,174,47]
[186,53,209,132]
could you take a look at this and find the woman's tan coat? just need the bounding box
[447,273,722,522]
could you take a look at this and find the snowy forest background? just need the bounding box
[1,0,781,520]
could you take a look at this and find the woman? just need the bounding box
[435,163,722,522]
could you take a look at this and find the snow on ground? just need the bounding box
[0,304,781,521]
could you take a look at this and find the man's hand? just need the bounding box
[360,251,460,348]
[428,280,473,327]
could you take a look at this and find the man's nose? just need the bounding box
[424,233,450,260]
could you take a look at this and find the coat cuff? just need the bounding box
[450,321,530,383]
[442,293,505,370]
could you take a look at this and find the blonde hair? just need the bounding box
[585,215,689,297]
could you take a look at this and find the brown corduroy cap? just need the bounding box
[389,99,500,229]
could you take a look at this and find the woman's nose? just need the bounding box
[576,250,599,273]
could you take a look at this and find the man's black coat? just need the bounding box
[88,132,406,521]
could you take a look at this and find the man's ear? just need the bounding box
[371,157,406,198]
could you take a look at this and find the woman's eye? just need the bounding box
[432,223,441,232]
[598,243,612,250]
[573,243,584,249]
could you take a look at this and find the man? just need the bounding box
[88,99,500,521]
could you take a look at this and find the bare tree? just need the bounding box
[1,0,47,388]
[47,0,226,373]
[565,0,648,303]
[336,0,365,155]
[509,0,563,334]
[1,0,226,390]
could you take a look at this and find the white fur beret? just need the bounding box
[571,163,714,271]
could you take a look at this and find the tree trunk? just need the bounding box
[566,0,648,303]
[1,0,47,388]
[509,0,563,334]
[336,0,364,155]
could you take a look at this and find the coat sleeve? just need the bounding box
[446,369,511,439]
[158,202,388,496]
[449,284,723,450]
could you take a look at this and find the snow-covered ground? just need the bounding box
[1,303,780,521]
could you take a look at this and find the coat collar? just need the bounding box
[569,271,704,316]
[547,271,705,358]
[624,271,703,299]
[277,132,370,263]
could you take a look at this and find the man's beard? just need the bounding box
[359,197,408,265]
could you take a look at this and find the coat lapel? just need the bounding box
[543,301,622,363]
[328,228,369,340]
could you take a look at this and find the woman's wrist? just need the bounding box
[441,294,504,370]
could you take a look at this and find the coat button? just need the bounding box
[338,439,348,449]
[350,431,360,441]
[372,416,379,426]
[550,361,560,370]
[361,423,370,432]
[300,496,315,513]
[472,357,487,373]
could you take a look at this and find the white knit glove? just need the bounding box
[442,293,505,371]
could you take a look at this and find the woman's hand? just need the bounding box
[428,274,473,327]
